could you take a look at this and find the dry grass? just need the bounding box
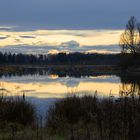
[46,95,140,140]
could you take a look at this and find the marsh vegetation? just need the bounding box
[1,93,140,140]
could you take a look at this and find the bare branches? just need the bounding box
[119,16,140,54]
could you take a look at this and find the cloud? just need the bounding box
[0,26,17,31]
[19,35,36,39]
[85,50,116,54]
[0,44,120,54]
[0,29,122,47]
[0,26,15,31]
[60,40,80,48]
[0,28,11,31]
[47,49,59,54]
[0,36,9,40]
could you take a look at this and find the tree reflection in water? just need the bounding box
[119,75,140,98]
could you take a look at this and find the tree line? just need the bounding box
[0,52,120,65]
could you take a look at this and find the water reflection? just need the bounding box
[0,67,118,78]
[0,69,140,99]
[119,75,140,97]
[0,74,120,98]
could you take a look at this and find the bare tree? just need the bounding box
[136,22,140,51]
[119,16,140,54]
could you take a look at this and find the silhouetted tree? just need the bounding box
[120,16,140,54]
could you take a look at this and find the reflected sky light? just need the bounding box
[0,75,121,98]
[0,81,120,98]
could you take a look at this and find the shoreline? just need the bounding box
[0,64,120,76]
[0,64,140,76]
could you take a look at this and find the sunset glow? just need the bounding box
[0,29,123,54]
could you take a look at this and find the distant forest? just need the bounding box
[0,52,120,65]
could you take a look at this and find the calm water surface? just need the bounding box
[0,74,121,98]
[0,71,138,115]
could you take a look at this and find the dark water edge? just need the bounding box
[0,64,120,77]
[1,64,140,80]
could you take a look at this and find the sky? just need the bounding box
[0,0,139,53]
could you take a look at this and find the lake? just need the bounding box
[0,68,139,116]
